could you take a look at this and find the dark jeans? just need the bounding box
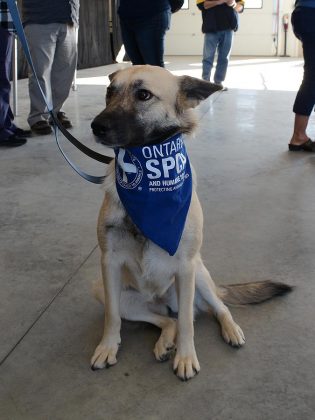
[119,10,171,67]
[292,7,315,116]
[0,27,16,140]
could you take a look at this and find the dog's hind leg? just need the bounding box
[120,289,177,362]
[195,258,245,347]
[93,282,176,362]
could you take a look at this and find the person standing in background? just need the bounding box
[22,0,79,135]
[118,0,171,67]
[197,0,245,90]
[0,0,30,147]
[288,0,315,152]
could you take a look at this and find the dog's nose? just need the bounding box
[91,119,108,137]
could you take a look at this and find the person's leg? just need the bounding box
[50,24,77,120]
[0,28,27,146]
[24,23,58,128]
[214,30,233,85]
[0,28,14,140]
[120,18,145,65]
[134,10,171,67]
[290,115,310,146]
[202,32,218,82]
[0,28,30,144]
[290,33,315,146]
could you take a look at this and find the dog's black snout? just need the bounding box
[91,118,108,137]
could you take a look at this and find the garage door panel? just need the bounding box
[165,2,275,56]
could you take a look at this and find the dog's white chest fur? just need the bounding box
[126,248,178,300]
[112,228,178,300]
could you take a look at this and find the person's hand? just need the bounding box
[204,0,226,9]
[226,0,236,6]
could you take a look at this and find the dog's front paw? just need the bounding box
[91,339,120,370]
[173,351,200,381]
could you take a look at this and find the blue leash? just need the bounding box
[7,0,112,184]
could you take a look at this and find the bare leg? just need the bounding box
[195,258,245,347]
[289,114,310,145]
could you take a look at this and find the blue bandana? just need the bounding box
[114,133,192,256]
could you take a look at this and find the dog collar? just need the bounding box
[114,133,192,255]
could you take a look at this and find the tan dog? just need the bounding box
[90,65,291,381]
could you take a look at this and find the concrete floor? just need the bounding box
[1,56,315,420]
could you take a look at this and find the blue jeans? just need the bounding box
[202,30,234,84]
[0,27,17,141]
[120,10,171,67]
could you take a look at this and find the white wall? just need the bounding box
[165,7,204,56]
[277,0,301,57]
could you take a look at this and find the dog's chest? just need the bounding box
[110,227,177,299]
[127,255,176,300]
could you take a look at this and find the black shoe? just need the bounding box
[288,139,315,152]
[0,134,27,147]
[14,127,32,137]
[50,112,73,129]
[31,121,53,135]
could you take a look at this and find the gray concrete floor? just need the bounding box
[1,57,315,420]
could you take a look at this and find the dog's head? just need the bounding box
[91,65,221,148]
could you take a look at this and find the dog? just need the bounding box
[90,65,292,381]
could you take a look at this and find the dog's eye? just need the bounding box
[137,89,153,101]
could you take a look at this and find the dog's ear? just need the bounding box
[177,76,222,109]
[108,70,119,82]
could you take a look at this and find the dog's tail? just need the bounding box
[217,280,293,306]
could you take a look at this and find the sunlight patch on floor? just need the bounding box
[75,56,304,92]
